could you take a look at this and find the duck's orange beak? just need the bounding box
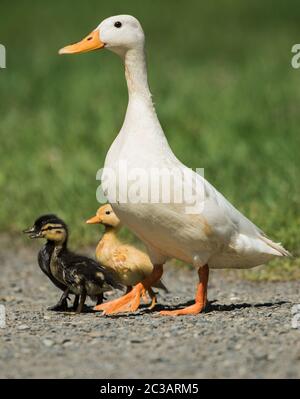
[59,29,105,55]
[86,215,102,224]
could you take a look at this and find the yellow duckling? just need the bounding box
[86,204,168,310]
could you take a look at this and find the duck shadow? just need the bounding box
[71,300,290,318]
[150,299,290,314]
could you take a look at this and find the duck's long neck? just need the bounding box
[105,46,174,168]
[124,47,152,103]
[122,47,162,132]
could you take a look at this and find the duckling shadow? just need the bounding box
[153,300,290,313]
[59,305,96,315]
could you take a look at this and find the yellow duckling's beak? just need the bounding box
[59,29,105,55]
[86,215,102,224]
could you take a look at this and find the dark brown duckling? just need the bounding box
[24,214,122,313]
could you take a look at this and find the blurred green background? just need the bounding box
[0,0,299,279]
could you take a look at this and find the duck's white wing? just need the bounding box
[190,166,290,258]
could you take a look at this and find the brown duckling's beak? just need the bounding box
[23,227,42,239]
[86,215,102,224]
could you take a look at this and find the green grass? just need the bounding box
[0,0,299,279]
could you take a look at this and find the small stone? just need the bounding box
[21,348,31,354]
[267,352,277,361]
[88,331,103,338]
[130,339,144,344]
[43,339,54,347]
[62,340,73,347]
[18,324,30,331]
[2,296,16,302]
[12,286,22,293]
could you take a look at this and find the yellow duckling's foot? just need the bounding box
[142,290,149,304]
[94,265,163,315]
[97,283,145,315]
[94,286,132,312]
[94,294,128,312]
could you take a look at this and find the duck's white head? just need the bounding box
[59,15,145,58]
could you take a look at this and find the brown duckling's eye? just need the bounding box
[41,226,53,231]
[105,211,111,215]
[114,21,122,28]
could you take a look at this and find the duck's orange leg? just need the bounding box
[94,265,163,315]
[160,264,209,316]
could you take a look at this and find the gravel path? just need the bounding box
[0,243,299,379]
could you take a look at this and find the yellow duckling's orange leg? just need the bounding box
[95,265,163,315]
[160,265,209,316]
[142,290,149,304]
[147,287,157,310]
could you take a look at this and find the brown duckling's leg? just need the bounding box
[96,293,104,306]
[48,289,70,312]
[126,286,132,294]
[72,295,80,311]
[76,290,87,314]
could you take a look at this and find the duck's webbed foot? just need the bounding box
[94,265,163,315]
[48,289,70,312]
[160,264,209,316]
[94,283,145,315]
[47,298,69,312]
[160,302,205,316]
[94,291,130,312]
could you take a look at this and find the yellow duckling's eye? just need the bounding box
[105,211,111,215]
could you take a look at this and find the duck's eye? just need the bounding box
[114,21,122,28]
[105,211,111,215]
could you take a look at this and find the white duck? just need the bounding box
[59,15,290,316]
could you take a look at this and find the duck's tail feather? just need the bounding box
[260,234,292,257]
